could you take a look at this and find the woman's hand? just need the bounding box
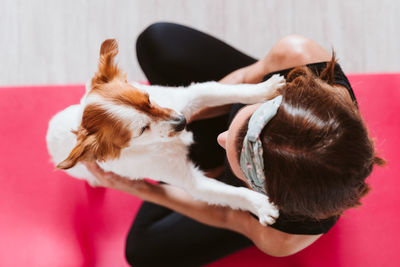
[84,161,153,198]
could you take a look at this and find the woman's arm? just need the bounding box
[85,162,231,227]
[85,162,238,228]
[85,162,321,257]
[219,60,266,85]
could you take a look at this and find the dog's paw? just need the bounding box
[258,74,286,95]
[252,196,280,226]
[257,204,280,226]
[244,74,286,103]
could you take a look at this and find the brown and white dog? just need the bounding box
[46,39,284,225]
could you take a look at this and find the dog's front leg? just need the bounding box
[181,74,285,119]
[184,168,279,226]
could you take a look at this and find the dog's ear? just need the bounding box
[92,39,122,85]
[56,135,97,170]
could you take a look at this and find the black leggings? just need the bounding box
[125,22,256,267]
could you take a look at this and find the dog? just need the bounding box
[46,39,285,225]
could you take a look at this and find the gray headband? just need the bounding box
[239,95,283,194]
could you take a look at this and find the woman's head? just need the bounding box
[218,57,385,219]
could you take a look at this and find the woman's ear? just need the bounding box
[56,135,97,169]
[217,131,228,149]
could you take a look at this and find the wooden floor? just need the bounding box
[1,0,399,85]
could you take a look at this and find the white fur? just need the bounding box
[46,75,285,225]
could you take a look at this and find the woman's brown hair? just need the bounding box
[236,57,385,219]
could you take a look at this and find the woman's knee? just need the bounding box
[125,229,151,267]
[137,22,170,47]
[264,34,331,72]
[136,22,178,65]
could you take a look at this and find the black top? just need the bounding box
[220,62,357,235]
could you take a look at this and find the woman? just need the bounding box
[85,22,384,266]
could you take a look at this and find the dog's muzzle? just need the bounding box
[170,115,186,132]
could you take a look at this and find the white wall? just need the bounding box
[1,0,399,85]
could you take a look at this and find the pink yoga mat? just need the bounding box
[0,74,399,266]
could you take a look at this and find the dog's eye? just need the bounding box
[139,125,150,135]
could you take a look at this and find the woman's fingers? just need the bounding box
[84,161,113,187]
[83,161,144,191]
[85,161,103,176]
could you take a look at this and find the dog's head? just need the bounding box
[57,39,186,170]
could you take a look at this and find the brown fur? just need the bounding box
[57,104,132,169]
[92,81,175,119]
[91,39,174,119]
[57,39,175,169]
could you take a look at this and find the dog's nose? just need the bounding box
[171,115,186,132]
